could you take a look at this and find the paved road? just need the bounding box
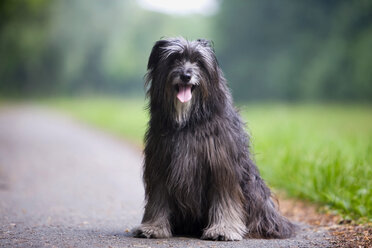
[0,106,331,247]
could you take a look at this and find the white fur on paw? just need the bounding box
[133,224,172,239]
[202,226,243,241]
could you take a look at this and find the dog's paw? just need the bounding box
[202,226,243,241]
[133,224,172,239]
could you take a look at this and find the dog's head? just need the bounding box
[146,37,228,126]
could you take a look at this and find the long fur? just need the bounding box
[134,37,295,241]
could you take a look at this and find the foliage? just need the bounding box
[215,0,372,101]
[0,0,213,96]
[0,0,54,95]
[47,98,372,220]
[1,1,372,102]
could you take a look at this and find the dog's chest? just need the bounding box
[165,130,211,212]
[167,129,210,173]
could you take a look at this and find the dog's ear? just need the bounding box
[147,39,169,71]
[197,39,213,48]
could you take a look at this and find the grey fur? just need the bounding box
[133,37,295,241]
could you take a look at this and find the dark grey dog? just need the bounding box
[134,37,295,241]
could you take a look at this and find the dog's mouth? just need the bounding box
[175,84,196,103]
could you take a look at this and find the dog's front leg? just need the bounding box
[202,182,247,241]
[133,185,172,238]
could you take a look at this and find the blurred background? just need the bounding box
[1,0,371,101]
[0,0,371,222]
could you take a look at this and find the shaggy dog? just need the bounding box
[134,37,295,241]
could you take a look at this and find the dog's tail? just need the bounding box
[243,176,296,239]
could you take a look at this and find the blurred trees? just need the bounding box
[0,0,371,101]
[215,0,372,101]
[0,0,212,97]
[0,0,56,95]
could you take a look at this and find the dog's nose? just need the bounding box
[180,72,192,83]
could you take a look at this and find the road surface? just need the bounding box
[0,106,331,247]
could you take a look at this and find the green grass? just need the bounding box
[46,98,372,220]
[47,97,148,146]
[239,104,372,221]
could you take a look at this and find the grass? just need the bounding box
[239,104,372,221]
[46,97,148,146]
[46,97,372,221]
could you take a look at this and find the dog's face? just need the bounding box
[146,37,223,125]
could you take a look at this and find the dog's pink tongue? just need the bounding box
[177,85,192,103]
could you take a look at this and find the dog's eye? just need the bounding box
[167,53,182,64]
[197,61,207,71]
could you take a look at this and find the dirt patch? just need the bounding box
[278,194,372,248]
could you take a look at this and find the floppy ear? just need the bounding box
[147,39,169,71]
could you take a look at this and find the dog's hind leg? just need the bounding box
[243,175,296,238]
[133,185,172,238]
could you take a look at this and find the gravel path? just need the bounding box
[0,106,331,247]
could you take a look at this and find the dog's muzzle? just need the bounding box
[176,72,196,103]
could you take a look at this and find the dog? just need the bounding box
[133,37,295,241]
